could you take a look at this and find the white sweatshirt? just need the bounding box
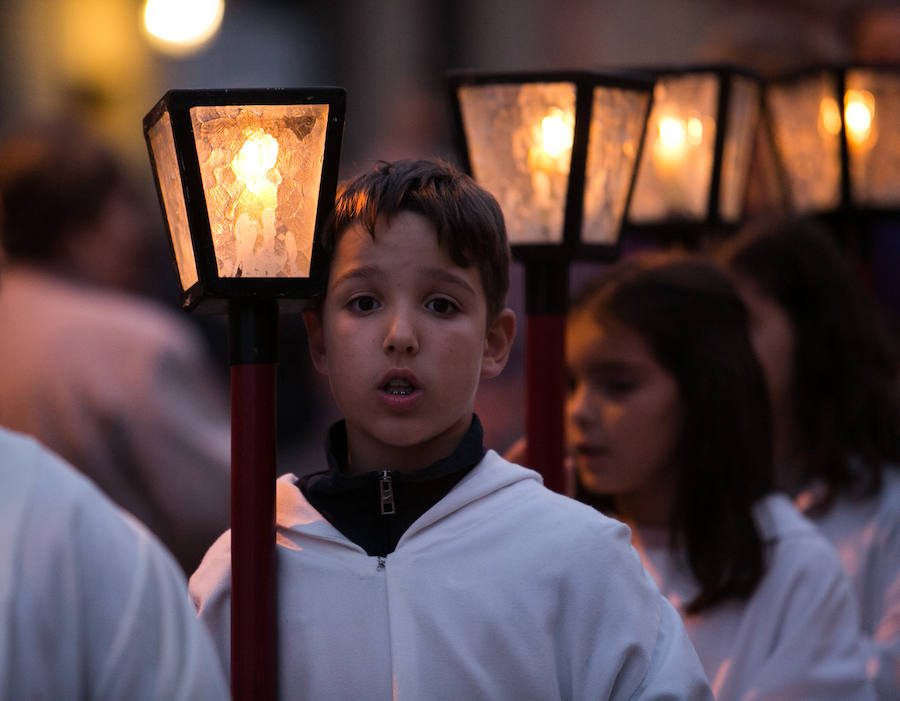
[634,493,874,700]
[797,467,900,699]
[191,450,714,700]
[0,427,228,700]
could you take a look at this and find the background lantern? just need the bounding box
[144,87,345,701]
[766,65,900,219]
[626,65,763,246]
[449,70,652,494]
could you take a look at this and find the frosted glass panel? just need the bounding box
[148,112,199,291]
[458,82,576,244]
[767,72,841,214]
[846,70,900,208]
[629,74,719,223]
[582,87,649,244]
[190,104,329,278]
[720,77,760,223]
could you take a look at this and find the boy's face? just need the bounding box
[304,211,515,474]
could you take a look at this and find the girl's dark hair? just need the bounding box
[572,253,773,614]
[322,159,510,322]
[720,216,900,507]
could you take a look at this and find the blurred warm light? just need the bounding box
[687,117,704,146]
[528,107,574,175]
[232,129,280,196]
[143,0,224,55]
[541,110,574,159]
[820,96,842,136]
[659,117,687,150]
[819,91,876,148]
[844,89,875,148]
[652,115,691,171]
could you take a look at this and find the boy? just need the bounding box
[191,160,713,699]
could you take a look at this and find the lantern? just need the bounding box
[766,65,900,217]
[144,87,345,701]
[626,65,763,245]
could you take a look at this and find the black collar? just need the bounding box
[299,415,486,556]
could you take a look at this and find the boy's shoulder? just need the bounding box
[273,449,633,558]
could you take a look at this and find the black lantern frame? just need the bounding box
[144,88,346,312]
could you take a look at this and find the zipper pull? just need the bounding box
[379,471,396,516]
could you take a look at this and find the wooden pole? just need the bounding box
[229,300,278,701]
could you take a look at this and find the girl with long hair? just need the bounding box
[567,253,872,699]
[720,216,900,699]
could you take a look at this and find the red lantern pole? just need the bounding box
[524,260,569,495]
[229,299,278,701]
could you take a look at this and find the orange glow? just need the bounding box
[143,0,224,55]
[844,89,875,149]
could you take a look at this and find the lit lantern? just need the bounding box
[627,66,763,242]
[450,70,653,260]
[144,87,345,701]
[449,70,653,494]
[144,89,345,311]
[766,65,900,215]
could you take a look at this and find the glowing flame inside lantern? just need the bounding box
[232,130,279,197]
[528,107,574,175]
[844,89,875,149]
[229,129,282,276]
[820,91,876,149]
[659,117,687,150]
[653,116,692,171]
[541,111,574,160]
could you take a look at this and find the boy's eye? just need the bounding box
[425,297,459,315]
[347,295,381,313]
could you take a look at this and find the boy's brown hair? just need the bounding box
[320,159,511,322]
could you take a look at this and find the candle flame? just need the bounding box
[844,89,875,148]
[232,129,279,196]
[659,117,687,151]
[540,110,574,159]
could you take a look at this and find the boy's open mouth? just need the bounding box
[383,378,416,396]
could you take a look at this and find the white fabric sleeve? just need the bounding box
[868,514,900,699]
[558,516,714,701]
[2,437,230,701]
[744,537,876,700]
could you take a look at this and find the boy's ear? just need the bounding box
[481,308,516,379]
[302,309,329,375]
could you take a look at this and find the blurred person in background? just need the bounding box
[0,424,228,700]
[566,253,874,699]
[720,216,900,699]
[0,120,230,573]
